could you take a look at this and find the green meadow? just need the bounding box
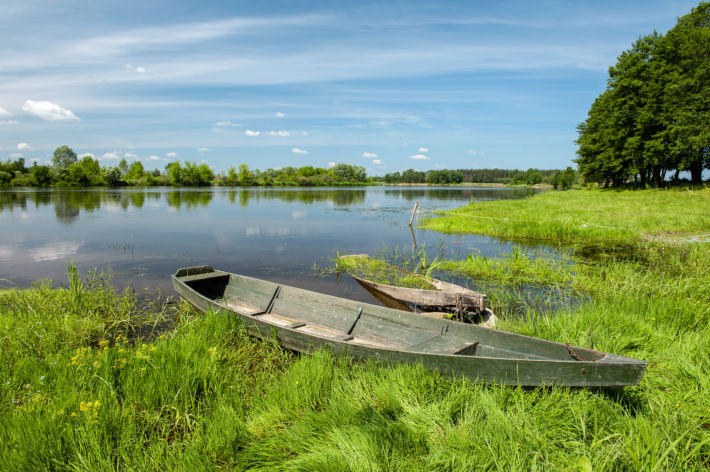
[2,187,709,470]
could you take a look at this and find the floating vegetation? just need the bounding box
[335,254,436,290]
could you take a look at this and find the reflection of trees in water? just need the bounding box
[224,189,367,207]
[164,191,214,209]
[384,187,539,201]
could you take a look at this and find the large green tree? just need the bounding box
[576,3,709,186]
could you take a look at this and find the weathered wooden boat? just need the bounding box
[340,254,496,326]
[172,266,648,387]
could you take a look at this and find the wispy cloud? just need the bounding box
[244,130,260,136]
[291,148,308,154]
[22,100,79,121]
[362,152,377,158]
[197,147,210,152]
[0,106,12,116]
[418,147,429,152]
[17,142,32,151]
[409,154,430,160]
[166,151,177,158]
[79,152,94,159]
[467,149,477,155]
[100,152,121,160]
[10,153,23,158]
[328,161,335,168]
[267,130,290,136]
[0,120,19,125]
[373,159,383,165]
[215,121,241,127]
[275,111,285,118]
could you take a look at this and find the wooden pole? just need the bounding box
[408,201,419,226]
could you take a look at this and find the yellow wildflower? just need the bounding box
[93,361,100,368]
[208,347,217,356]
[56,409,64,416]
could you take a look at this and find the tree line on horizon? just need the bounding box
[0,146,369,187]
[378,167,577,189]
[1,145,579,189]
[576,2,709,187]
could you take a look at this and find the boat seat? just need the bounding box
[406,334,479,356]
[257,313,307,330]
[225,300,263,316]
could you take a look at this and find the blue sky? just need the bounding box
[0,0,700,175]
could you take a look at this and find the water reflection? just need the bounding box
[0,188,373,223]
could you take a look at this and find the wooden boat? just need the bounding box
[172,266,648,387]
[340,254,496,327]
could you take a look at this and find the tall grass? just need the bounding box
[420,186,710,245]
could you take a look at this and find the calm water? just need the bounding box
[0,186,541,303]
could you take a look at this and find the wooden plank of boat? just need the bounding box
[172,265,648,387]
[339,254,487,312]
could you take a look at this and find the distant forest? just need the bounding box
[1,145,578,189]
[376,167,577,189]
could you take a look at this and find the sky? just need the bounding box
[0,0,701,175]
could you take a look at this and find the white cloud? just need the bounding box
[467,150,477,155]
[0,107,12,116]
[79,153,95,159]
[328,162,335,168]
[17,142,32,151]
[197,147,210,152]
[362,152,378,158]
[245,130,260,136]
[291,210,307,219]
[29,241,83,262]
[22,100,80,121]
[166,151,176,158]
[373,159,383,165]
[124,152,139,159]
[0,120,19,125]
[418,147,429,152]
[100,152,121,160]
[215,121,240,127]
[135,66,146,73]
[301,131,308,136]
[267,130,290,136]
[291,148,308,154]
[409,154,430,160]
[145,155,165,161]
[10,153,23,158]
[275,112,285,118]
[125,64,146,73]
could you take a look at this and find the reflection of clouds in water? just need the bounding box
[246,226,260,236]
[20,212,31,221]
[371,202,381,209]
[29,241,83,262]
[268,227,290,236]
[291,210,307,219]
[275,246,285,253]
[0,246,12,262]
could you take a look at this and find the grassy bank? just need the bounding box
[2,274,707,470]
[421,187,710,245]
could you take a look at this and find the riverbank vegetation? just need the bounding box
[0,146,369,188]
[576,3,709,186]
[2,187,709,469]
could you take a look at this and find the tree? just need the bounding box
[126,161,145,181]
[52,146,78,170]
[118,158,129,177]
[575,3,710,186]
[104,167,122,185]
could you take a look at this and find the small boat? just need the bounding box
[339,254,496,327]
[172,266,648,387]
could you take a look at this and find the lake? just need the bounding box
[0,186,541,304]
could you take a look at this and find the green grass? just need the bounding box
[420,186,710,245]
[2,188,710,470]
[335,254,437,290]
